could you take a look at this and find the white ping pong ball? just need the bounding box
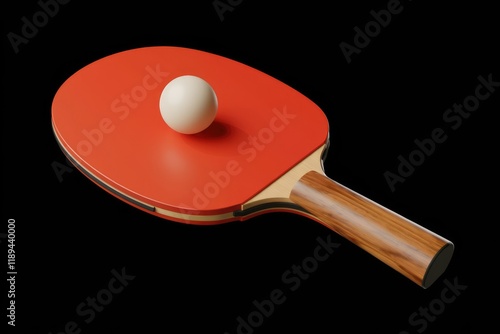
[159,75,218,134]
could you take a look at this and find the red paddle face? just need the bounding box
[52,46,329,223]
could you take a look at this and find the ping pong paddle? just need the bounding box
[52,46,453,288]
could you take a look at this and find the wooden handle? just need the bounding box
[290,171,454,288]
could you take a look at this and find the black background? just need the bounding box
[3,0,497,333]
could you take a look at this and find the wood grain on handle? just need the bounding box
[290,171,454,288]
